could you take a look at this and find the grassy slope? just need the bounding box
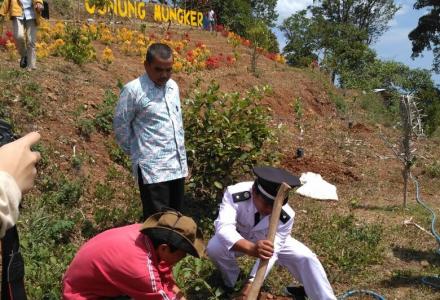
[1,21,440,299]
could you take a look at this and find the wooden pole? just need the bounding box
[246,182,291,300]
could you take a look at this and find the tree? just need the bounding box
[251,0,278,27]
[311,0,400,44]
[340,58,440,135]
[267,29,280,53]
[409,0,440,73]
[279,10,318,66]
[280,10,375,82]
[246,19,273,75]
[319,21,376,83]
[210,0,252,36]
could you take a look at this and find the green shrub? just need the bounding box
[358,93,398,126]
[184,82,276,205]
[94,90,118,134]
[21,82,43,117]
[94,182,115,202]
[329,91,347,114]
[106,139,131,170]
[174,256,225,300]
[60,25,96,65]
[41,176,84,207]
[94,207,126,230]
[77,117,95,139]
[47,219,76,244]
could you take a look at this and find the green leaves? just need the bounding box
[184,82,276,205]
[60,25,96,65]
[409,1,440,73]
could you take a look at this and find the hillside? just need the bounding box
[1,19,440,299]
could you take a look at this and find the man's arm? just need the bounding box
[113,87,136,155]
[214,190,244,250]
[231,239,273,260]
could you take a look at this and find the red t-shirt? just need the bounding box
[63,224,177,300]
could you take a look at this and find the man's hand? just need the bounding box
[251,240,274,260]
[0,132,41,193]
[35,2,43,13]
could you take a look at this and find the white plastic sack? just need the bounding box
[295,172,338,201]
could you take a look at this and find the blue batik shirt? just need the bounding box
[113,74,188,184]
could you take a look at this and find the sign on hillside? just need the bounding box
[84,0,203,27]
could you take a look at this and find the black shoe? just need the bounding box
[19,56,27,68]
[284,286,307,300]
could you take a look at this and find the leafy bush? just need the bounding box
[184,82,276,205]
[105,139,131,170]
[20,82,43,117]
[94,182,115,202]
[328,91,347,114]
[174,256,225,300]
[94,90,118,134]
[41,175,84,207]
[358,92,398,126]
[76,117,95,139]
[60,25,96,65]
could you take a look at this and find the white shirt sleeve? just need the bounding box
[0,171,22,238]
[214,189,244,250]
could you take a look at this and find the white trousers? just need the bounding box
[207,234,337,300]
[12,18,37,69]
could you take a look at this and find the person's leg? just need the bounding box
[137,167,170,219]
[169,177,184,212]
[277,236,336,300]
[25,19,37,69]
[206,235,241,288]
[12,18,27,67]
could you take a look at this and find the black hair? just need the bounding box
[253,180,288,205]
[148,236,179,252]
[146,43,173,64]
[252,181,272,205]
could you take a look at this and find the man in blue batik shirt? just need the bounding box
[113,43,188,219]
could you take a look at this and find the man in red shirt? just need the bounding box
[62,211,204,300]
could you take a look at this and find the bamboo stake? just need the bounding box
[247,182,291,300]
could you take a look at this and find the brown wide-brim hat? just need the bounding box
[140,211,205,258]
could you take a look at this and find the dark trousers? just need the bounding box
[137,167,185,219]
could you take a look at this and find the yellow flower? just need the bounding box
[102,47,115,64]
[89,24,98,35]
[173,61,183,72]
[136,39,145,48]
[54,39,65,47]
[51,21,65,38]
[36,42,49,59]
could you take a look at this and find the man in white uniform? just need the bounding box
[206,166,336,300]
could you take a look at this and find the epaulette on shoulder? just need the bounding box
[232,191,251,203]
[280,209,291,224]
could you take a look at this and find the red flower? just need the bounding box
[226,55,236,65]
[242,39,251,47]
[6,31,13,38]
[206,56,221,69]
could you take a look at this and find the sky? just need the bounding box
[274,0,440,86]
